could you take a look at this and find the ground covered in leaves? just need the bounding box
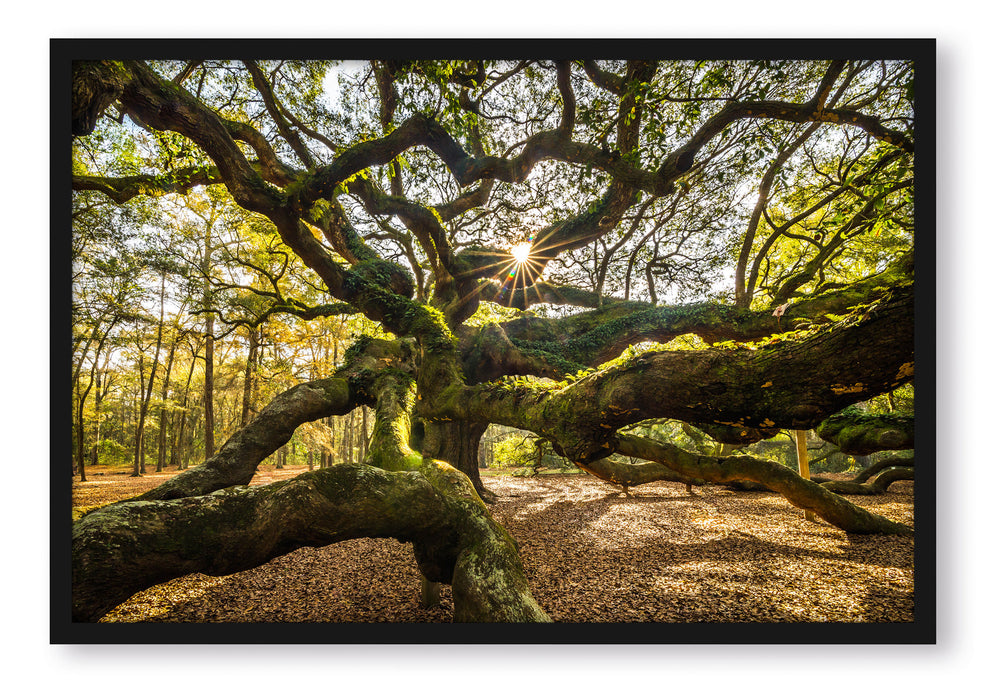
[71,464,914,623]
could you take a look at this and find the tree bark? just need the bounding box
[816,407,914,455]
[74,354,550,624]
[421,420,492,501]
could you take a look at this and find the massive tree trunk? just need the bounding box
[421,420,491,500]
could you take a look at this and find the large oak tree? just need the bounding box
[68,49,919,623]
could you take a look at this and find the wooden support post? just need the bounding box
[420,574,441,609]
[795,429,815,521]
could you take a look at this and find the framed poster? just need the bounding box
[52,38,934,644]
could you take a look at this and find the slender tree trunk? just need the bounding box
[173,358,196,468]
[88,374,101,467]
[168,414,178,467]
[89,379,100,467]
[71,330,98,478]
[344,412,353,463]
[241,327,260,427]
[203,326,215,458]
[89,362,110,466]
[75,388,88,483]
[156,335,178,472]
[202,222,216,458]
[321,416,333,468]
[75,330,112,481]
[131,354,146,477]
[133,275,167,477]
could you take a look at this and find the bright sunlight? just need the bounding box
[510,241,532,264]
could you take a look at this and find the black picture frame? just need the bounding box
[52,37,935,645]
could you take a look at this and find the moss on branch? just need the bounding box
[816,407,914,455]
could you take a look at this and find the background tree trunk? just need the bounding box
[202,218,216,458]
[172,354,197,469]
[89,358,112,466]
[156,334,178,472]
[132,274,166,477]
[241,326,259,427]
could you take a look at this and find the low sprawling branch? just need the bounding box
[816,467,914,495]
[73,337,551,624]
[579,456,706,490]
[450,284,914,466]
[849,454,915,483]
[612,434,911,535]
[128,337,411,501]
[816,407,914,455]
[73,461,551,623]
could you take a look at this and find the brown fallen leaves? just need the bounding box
[72,465,914,624]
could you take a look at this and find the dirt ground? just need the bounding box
[70,463,914,624]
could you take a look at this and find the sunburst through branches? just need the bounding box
[492,233,553,308]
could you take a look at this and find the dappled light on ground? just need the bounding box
[74,466,913,623]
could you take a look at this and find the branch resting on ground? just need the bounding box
[610,433,912,535]
[73,338,550,624]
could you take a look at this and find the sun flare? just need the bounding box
[510,241,532,264]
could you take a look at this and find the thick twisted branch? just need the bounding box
[611,434,911,535]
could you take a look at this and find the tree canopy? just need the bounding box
[65,44,924,627]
